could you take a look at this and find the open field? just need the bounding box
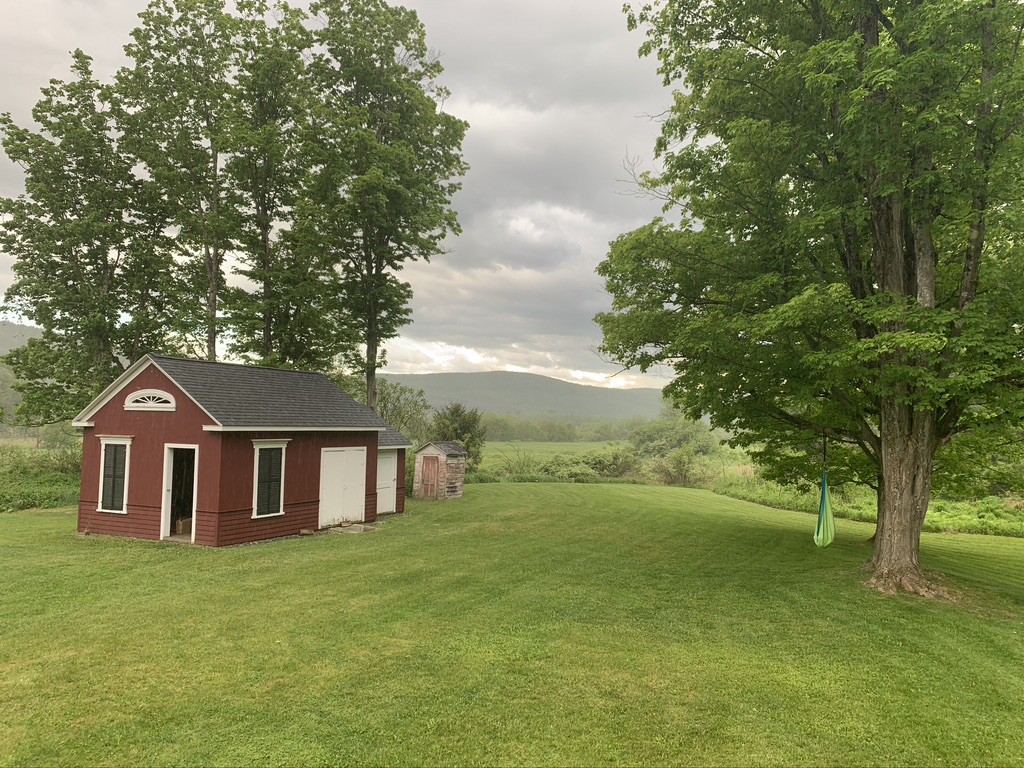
[2,483,1023,766]
[479,441,1024,538]
[479,441,624,472]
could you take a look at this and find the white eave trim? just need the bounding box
[380,442,414,450]
[204,425,386,432]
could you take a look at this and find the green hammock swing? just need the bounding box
[814,437,835,548]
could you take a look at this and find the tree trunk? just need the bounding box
[365,310,378,412]
[867,397,941,595]
[206,243,218,362]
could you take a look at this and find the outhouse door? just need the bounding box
[319,447,366,527]
[422,454,439,499]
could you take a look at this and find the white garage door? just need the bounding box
[319,447,366,527]
[377,450,398,515]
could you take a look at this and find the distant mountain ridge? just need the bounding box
[0,321,40,356]
[0,322,662,422]
[382,371,663,422]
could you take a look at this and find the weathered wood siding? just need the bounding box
[395,449,407,514]
[413,445,466,500]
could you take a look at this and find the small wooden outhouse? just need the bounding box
[414,442,467,500]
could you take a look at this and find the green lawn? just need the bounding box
[2,484,1023,766]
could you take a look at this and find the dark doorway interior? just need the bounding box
[170,447,196,536]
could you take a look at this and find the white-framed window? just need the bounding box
[124,389,176,412]
[98,436,133,514]
[252,440,289,518]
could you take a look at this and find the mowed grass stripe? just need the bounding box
[1,484,1022,766]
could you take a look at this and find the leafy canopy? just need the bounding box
[598,0,1024,491]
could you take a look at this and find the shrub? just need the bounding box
[579,447,641,478]
[645,447,713,487]
[0,445,81,512]
[539,456,600,483]
[493,445,544,477]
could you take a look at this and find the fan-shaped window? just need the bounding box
[124,389,176,412]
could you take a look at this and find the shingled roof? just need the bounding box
[379,426,413,449]
[418,441,467,456]
[74,354,390,432]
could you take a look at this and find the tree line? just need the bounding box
[0,0,467,423]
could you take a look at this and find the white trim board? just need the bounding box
[160,443,199,543]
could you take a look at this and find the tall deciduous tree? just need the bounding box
[305,0,468,409]
[598,0,1024,594]
[0,51,177,423]
[116,0,240,360]
[432,401,486,471]
[224,1,355,370]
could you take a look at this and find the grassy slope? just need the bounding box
[2,484,1023,766]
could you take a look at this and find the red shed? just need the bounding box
[72,355,410,547]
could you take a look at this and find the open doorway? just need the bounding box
[162,444,198,541]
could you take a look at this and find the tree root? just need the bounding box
[863,566,961,602]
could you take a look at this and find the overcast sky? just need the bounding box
[0,0,674,389]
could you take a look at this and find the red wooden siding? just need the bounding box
[79,361,384,547]
[78,365,220,544]
[214,431,379,546]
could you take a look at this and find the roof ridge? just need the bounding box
[149,354,332,377]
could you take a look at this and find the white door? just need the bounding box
[319,447,366,527]
[377,450,398,515]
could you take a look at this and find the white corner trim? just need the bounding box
[252,441,287,519]
[97,436,133,514]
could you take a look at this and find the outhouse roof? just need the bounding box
[417,441,468,456]
[73,354,391,433]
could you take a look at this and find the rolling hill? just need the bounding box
[0,321,40,355]
[382,370,663,421]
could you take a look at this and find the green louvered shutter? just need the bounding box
[102,444,127,511]
[256,448,283,516]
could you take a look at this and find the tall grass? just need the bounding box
[0,446,81,512]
